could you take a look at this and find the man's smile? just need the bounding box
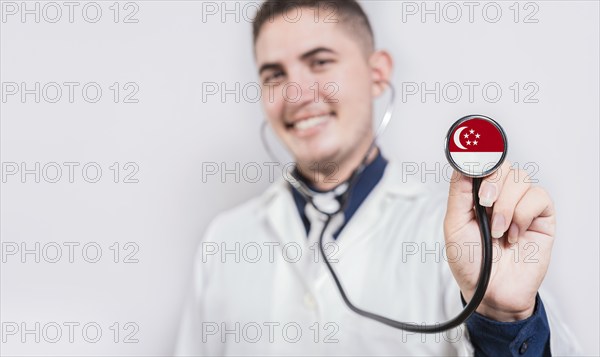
[285,111,336,136]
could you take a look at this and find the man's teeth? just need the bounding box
[293,115,331,130]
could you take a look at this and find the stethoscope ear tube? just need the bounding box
[262,78,498,332]
[318,177,493,333]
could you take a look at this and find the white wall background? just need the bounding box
[1,0,598,355]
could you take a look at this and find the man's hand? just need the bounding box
[444,161,555,322]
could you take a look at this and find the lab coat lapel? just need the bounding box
[262,180,306,247]
[258,161,427,279]
[260,180,319,286]
[334,160,427,256]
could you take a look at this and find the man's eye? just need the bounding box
[312,59,333,67]
[264,71,284,83]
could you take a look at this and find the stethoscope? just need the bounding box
[261,80,508,333]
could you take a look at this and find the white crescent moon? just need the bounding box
[453,126,468,150]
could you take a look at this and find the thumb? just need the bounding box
[445,170,475,236]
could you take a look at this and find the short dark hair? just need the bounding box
[252,0,375,55]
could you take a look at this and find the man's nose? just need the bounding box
[285,69,318,105]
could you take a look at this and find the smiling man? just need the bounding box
[253,1,385,191]
[175,1,578,355]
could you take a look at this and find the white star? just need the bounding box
[473,140,478,145]
[466,140,471,145]
[464,133,469,139]
[475,133,480,139]
[469,129,475,134]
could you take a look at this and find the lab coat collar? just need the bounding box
[291,151,389,237]
[258,158,428,249]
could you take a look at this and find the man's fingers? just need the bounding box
[509,186,556,243]
[448,170,472,208]
[446,161,510,236]
[490,168,531,239]
[477,161,511,207]
[446,170,474,234]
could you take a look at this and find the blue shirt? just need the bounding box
[290,150,552,356]
[291,150,388,239]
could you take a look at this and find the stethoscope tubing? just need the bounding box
[317,178,493,333]
[260,80,494,332]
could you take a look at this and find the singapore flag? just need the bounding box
[447,117,506,176]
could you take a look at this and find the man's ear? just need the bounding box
[368,50,394,97]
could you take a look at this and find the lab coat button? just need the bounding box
[304,293,317,310]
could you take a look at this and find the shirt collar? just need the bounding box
[290,150,388,238]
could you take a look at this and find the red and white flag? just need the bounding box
[447,117,506,176]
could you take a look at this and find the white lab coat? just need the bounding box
[175,160,579,356]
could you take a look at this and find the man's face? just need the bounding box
[255,10,375,167]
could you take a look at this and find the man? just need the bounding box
[176,1,578,355]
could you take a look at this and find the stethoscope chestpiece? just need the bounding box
[445,115,508,178]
